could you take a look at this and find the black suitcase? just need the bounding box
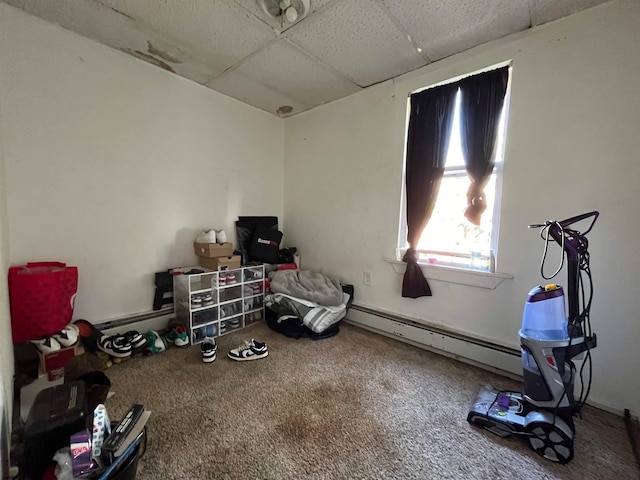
[23,380,87,480]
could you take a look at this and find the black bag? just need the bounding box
[249,226,283,264]
[235,216,278,258]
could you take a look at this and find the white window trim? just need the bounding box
[384,256,513,290]
[396,62,513,276]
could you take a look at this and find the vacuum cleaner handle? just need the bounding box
[528,211,599,235]
[557,211,599,235]
[528,211,599,261]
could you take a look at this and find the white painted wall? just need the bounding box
[0,4,284,323]
[283,0,640,414]
[0,34,14,476]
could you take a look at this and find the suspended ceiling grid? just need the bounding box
[2,0,611,117]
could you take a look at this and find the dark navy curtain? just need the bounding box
[459,66,509,225]
[402,83,458,298]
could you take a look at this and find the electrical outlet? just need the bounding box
[363,270,372,285]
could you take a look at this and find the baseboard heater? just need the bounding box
[345,304,522,379]
[98,308,174,334]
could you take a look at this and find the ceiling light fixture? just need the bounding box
[257,0,310,28]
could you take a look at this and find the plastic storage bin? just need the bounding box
[173,265,265,344]
[520,284,568,340]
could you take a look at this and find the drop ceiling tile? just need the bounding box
[20,0,147,54]
[19,0,223,84]
[95,0,276,69]
[13,0,612,119]
[530,0,611,26]
[286,0,427,87]
[207,70,311,116]
[234,0,334,32]
[235,39,361,107]
[163,55,224,85]
[380,0,530,62]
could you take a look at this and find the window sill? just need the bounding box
[384,257,513,289]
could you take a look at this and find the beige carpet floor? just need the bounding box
[103,321,637,480]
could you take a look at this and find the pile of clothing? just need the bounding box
[265,270,353,339]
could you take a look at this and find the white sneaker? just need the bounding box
[216,230,227,244]
[53,323,79,347]
[201,337,217,363]
[31,336,61,354]
[196,229,216,243]
[227,339,268,361]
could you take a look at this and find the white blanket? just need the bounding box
[265,292,351,333]
[268,270,344,306]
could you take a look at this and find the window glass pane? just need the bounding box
[445,91,465,168]
[417,173,496,257]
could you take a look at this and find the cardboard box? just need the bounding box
[40,344,77,381]
[193,242,233,258]
[198,255,241,271]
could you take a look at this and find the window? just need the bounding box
[399,66,510,273]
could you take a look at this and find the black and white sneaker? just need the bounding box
[53,324,79,347]
[122,330,147,352]
[98,335,132,358]
[31,336,61,354]
[227,339,268,362]
[200,337,217,363]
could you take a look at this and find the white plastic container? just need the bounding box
[520,284,568,340]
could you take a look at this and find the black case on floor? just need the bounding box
[23,380,87,480]
[266,284,354,340]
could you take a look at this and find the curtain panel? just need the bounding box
[402,83,458,298]
[459,66,510,225]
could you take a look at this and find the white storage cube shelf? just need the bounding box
[173,265,266,345]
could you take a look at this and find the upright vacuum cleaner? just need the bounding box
[467,211,599,464]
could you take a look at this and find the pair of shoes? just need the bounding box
[220,303,240,318]
[191,293,213,308]
[31,324,80,353]
[228,339,268,362]
[201,337,217,363]
[98,330,146,358]
[164,325,189,347]
[217,271,237,286]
